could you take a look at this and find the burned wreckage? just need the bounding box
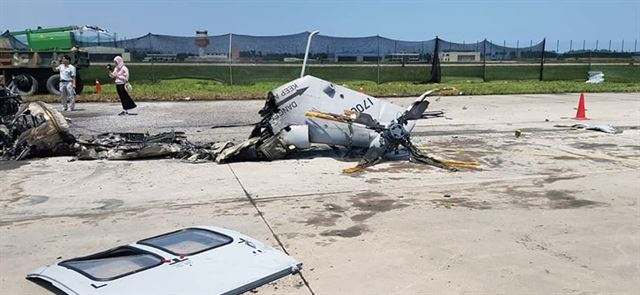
[0,75,472,171]
[2,29,473,171]
[0,82,76,160]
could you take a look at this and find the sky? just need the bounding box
[2,0,639,51]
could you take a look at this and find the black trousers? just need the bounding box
[116,84,137,110]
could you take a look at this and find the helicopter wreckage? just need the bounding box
[0,75,477,172]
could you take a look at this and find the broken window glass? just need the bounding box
[138,228,233,256]
[59,246,163,281]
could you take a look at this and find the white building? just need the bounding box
[439,51,481,62]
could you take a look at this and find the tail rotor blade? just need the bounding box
[401,138,457,171]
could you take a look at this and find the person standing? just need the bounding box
[108,56,136,115]
[52,55,76,111]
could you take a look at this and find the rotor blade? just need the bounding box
[343,133,391,173]
[421,111,444,118]
[401,138,457,171]
[402,100,430,121]
[305,110,384,130]
[305,111,352,123]
[415,87,461,101]
[352,112,380,129]
[400,87,460,123]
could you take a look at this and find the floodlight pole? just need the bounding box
[301,31,319,78]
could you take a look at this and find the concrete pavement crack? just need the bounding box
[227,164,316,295]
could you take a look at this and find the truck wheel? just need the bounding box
[48,74,84,95]
[46,74,61,95]
[16,74,38,96]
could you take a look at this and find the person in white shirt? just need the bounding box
[52,55,76,111]
[108,56,137,115]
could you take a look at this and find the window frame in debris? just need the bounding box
[58,246,164,282]
[137,227,234,257]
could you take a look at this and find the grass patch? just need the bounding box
[80,64,639,86]
[24,79,640,103]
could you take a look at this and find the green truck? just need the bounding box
[0,26,90,95]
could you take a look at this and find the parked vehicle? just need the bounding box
[1,26,91,95]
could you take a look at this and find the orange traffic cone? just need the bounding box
[95,79,102,93]
[574,93,588,120]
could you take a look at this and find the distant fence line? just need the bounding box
[17,31,630,84]
[66,32,639,55]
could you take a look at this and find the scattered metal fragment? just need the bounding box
[586,71,604,84]
[554,123,620,134]
[570,123,619,134]
[27,226,302,295]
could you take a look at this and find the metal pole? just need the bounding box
[229,33,233,85]
[595,40,599,51]
[482,39,487,82]
[622,40,625,52]
[556,40,559,53]
[228,33,232,63]
[608,40,611,51]
[430,36,441,83]
[583,40,585,51]
[301,31,319,78]
[570,40,572,51]
[539,38,546,81]
[377,35,380,84]
[503,40,506,60]
[588,47,592,72]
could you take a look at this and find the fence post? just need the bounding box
[228,33,233,85]
[151,61,155,82]
[539,38,546,81]
[588,48,592,72]
[482,39,487,82]
[376,35,380,84]
[429,36,441,83]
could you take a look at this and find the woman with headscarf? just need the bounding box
[108,56,137,115]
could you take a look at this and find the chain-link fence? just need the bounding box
[61,31,638,85]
